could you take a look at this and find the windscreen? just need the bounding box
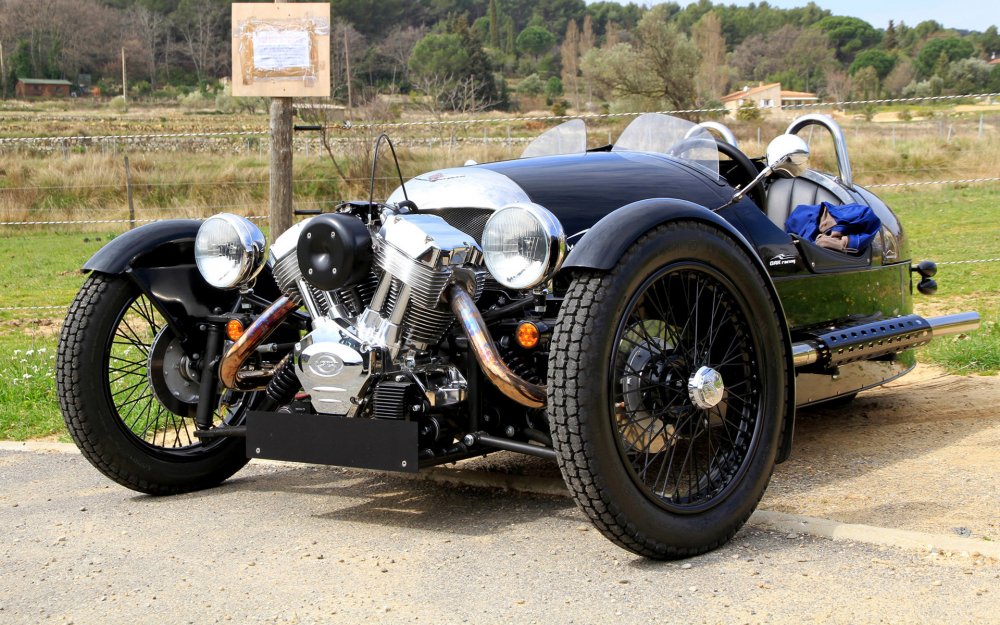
[520,119,587,158]
[613,113,720,178]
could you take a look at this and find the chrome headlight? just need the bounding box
[194,214,268,289]
[482,203,566,290]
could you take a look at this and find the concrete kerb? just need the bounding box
[4,440,998,560]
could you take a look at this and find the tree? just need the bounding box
[884,56,915,96]
[580,15,595,54]
[815,15,881,64]
[884,20,897,51]
[692,11,728,103]
[488,0,500,49]
[561,20,580,107]
[408,20,498,113]
[128,4,167,88]
[853,65,879,99]
[517,72,544,96]
[376,25,426,86]
[173,0,225,83]
[978,26,1000,59]
[730,25,834,93]
[824,69,849,104]
[516,25,556,62]
[580,6,698,110]
[409,33,470,82]
[916,37,975,78]
[947,58,992,93]
[850,49,895,80]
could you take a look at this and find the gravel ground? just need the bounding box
[1,449,998,625]
[3,364,998,625]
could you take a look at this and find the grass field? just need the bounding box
[0,101,997,439]
[0,184,996,441]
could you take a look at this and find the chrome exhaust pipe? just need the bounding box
[447,285,546,408]
[927,311,981,337]
[791,311,980,369]
[219,295,300,391]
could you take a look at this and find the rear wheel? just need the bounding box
[549,221,788,558]
[57,272,252,495]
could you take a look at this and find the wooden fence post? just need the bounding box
[267,0,293,241]
[124,155,135,230]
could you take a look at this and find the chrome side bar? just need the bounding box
[791,312,980,369]
[447,284,546,408]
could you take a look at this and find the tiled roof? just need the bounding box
[721,83,780,102]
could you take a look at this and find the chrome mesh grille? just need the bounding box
[431,207,494,244]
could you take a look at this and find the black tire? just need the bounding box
[57,272,251,495]
[549,221,788,559]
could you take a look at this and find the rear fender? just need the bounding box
[562,198,798,463]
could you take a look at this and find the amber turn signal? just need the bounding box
[226,319,245,341]
[515,322,540,349]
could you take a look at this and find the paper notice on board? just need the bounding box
[252,30,312,72]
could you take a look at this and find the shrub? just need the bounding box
[108,96,127,113]
[736,100,762,122]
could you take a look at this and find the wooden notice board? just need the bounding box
[231,3,331,97]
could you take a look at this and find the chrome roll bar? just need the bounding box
[686,121,739,149]
[785,114,853,189]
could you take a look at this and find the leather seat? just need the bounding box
[765,177,843,230]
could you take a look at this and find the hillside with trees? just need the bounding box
[1,0,998,112]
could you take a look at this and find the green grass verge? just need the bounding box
[0,333,63,440]
[884,186,1000,375]
[0,185,996,440]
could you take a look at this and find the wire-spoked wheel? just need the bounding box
[611,262,762,514]
[549,221,788,559]
[105,288,246,451]
[57,272,253,494]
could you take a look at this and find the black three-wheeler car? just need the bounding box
[57,113,978,558]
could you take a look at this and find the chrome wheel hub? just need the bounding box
[688,365,725,410]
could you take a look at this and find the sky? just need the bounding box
[644,0,993,32]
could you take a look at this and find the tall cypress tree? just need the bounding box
[489,0,500,49]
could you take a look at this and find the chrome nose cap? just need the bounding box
[688,366,725,410]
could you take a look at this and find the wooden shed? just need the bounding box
[15,78,73,98]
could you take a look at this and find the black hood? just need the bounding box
[479,151,732,235]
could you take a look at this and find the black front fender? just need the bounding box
[80,219,243,328]
[82,219,203,273]
[563,199,751,271]
[561,198,798,463]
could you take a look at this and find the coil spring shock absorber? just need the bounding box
[264,354,300,407]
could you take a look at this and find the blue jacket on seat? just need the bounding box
[785,202,882,253]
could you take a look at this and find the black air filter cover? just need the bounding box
[297,214,373,291]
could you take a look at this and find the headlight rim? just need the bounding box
[194,213,268,290]
[482,202,566,290]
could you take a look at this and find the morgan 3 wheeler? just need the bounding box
[57,113,979,558]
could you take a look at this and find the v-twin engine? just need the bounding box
[268,210,484,414]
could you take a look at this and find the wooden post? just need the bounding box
[121,47,128,111]
[269,0,293,241]
[0,42,6,99]
[343,28,353,122]
[124,156,135,230]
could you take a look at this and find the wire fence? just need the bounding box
[0,92,996,320]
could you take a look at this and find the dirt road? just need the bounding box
[1,364,998,625]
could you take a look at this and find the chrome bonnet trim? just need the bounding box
[386,167,531,211]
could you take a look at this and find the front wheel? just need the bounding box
[57,272,253,495]
[549,221,789,558]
